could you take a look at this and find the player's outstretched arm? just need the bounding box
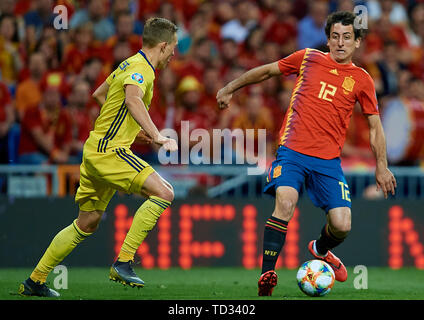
[125,84,178,152]
[366,114,397,198]
[92,81,110,107]
[216,62,281,109]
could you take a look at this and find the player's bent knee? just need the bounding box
[273,198,296,221]
[154,185,174,203]
[328,207,351,236]
[330,221,351,237]
[77,210,103,234]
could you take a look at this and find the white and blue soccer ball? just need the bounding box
[296,259,335,297]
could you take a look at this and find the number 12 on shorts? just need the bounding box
[339,181,351,202]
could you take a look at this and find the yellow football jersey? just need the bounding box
[85,50,156,153]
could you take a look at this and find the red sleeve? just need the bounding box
[0,83,11,105]
[277,49,307,76]
[59,111,73,145]
[22,108,42,131]
[357,71,379,115]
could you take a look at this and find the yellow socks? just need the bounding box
[118,196,171,262]
[29,196,171,283]
[30,219,91,283]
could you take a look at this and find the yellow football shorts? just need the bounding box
[75,147,155,212]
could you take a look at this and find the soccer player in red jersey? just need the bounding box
[217,11,397,296]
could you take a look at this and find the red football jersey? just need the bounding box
[278,48,379,159]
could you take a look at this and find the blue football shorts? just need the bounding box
[263,146,351,213]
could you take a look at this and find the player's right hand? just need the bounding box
[375,166,397,199]
[216,87,232,110]
[155,135,178,152]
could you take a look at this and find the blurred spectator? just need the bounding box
[78,56,108,120]
[363,12,411,65]
[111,40,132,71]
[214,1,235,25]
[175,37,216,81]
[0,0,25,43]
[174,75,215,163]
[381,75,424,166]
[109,0,143,35]
[367,0,408,26]
[105,11,142,58]
[137,0,162,20]
[194,1,221,44]
[175,75,211,134]
[23,0,56,38]
[150,67,178,131]
[0,14,23,86]
[70,0,115,41]
[79,56,108,95]
[258,41,283,64]
[334,0,355,12]
[408,4,424,81]
[367,40,407,97]
[239,26,264,69]
[177,3,221,55]
[0,81,14,163]
[275,82,293,129]
[66,80,93,163]
[342,103,376,168]
[19,85,72,165]
[0,0,16,17]
[219,38,240,76]
[262,0,297,56]
[62,22,105,75]
[260,75,284,133]
[151,2,188,51]
[297,0,329,49]
[407,75,424,102]
[231,84,275,160]
[200,67,223,128]
[15,51,46,120]
[218,65,247,129]
[220,0,259,44]
[406,2,424,47]
[40,69,70,104]
[173,0,203,23]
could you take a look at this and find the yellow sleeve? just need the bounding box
[106,71,115,85]
[122,66,153,94]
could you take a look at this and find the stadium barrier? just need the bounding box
[0,164,423,199]
[1,196,423,269]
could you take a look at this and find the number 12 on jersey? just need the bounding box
[318,81,337,102]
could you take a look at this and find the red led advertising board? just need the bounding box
[1,197,423,269]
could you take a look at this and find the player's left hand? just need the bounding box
[216,87,232,110]
[135,129,153,144]
[155,134,178,152]
[375,166,397,199]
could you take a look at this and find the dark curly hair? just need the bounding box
[325,11,364,40]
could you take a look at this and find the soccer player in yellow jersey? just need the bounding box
[19,18,179,297]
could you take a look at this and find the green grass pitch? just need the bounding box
[1,267,423,300]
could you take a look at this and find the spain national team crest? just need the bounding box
[342,76,355,94]
[273,165,282,178]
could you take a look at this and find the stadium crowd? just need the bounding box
[0,0,423,169]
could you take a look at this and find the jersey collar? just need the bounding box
[138,50,156,73]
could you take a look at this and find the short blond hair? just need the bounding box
[142,17,178,48]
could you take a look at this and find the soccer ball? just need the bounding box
[296,259,335,297]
